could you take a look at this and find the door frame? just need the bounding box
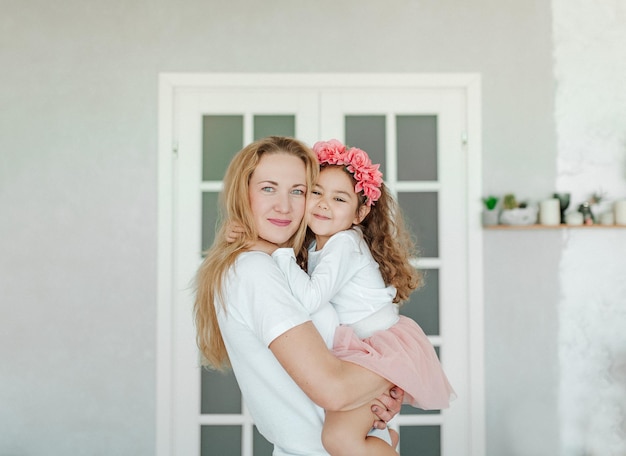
[156,73,484,456]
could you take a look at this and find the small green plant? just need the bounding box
[502,193,518,210]
[502,193,529,209]
[482,196,499,211]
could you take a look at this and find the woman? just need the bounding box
[194,136,401,455]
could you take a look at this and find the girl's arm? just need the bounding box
[273,233,359,313]
[269,320,392,411]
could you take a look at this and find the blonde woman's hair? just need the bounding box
[194,136,319,370]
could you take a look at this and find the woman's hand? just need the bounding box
[371,386,404,429]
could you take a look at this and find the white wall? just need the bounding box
[553,1,626,454]
[0,0,594,454]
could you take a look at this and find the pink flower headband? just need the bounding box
[312,139,383,206]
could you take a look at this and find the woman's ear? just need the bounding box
[353,204,371,225]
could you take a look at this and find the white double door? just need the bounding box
[158,73,483,456]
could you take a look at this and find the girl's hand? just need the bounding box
[371,386,404,429]
[225,221,277,254]
[225,222,246,243]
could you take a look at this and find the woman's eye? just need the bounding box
[292,188,305,196]
[261,187,274,193]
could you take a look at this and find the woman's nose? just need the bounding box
[274,193,291,213]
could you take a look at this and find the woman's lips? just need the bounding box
[268,218,291,227]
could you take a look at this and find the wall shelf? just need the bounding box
[484,224,626,230]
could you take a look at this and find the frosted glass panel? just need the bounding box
[397,115,438,181]
[202,115,243,181]
[202,192,220,252]
[401,269,439,336]
[201,368,241,414]
[253,426,273,455]
[398,192,439,258]
[201,425,241,455]
[253,115,295,140]
[401,269,440,415]
[345,115,386,176]
[399,425,441,456]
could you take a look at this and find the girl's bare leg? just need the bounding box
[389,428,399,449]
[322,403,398,456]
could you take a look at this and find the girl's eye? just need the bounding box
[335,197,346,203]
[311,190,322,196]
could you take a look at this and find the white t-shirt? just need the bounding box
[217,251,338,455]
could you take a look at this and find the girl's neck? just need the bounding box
[314,235,329,251]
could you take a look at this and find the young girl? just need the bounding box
[256,139,456,455]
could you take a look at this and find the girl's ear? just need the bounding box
[353,204,371,225]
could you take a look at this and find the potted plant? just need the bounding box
[499,193,537,225]
[481,195,500,226]
[576,192,606,225]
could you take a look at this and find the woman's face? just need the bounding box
[248,152,307,246]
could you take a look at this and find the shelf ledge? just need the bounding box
[483,224,626,230]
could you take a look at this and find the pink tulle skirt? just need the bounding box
[332,315,456,410]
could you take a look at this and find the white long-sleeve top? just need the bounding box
[272,228,399,338]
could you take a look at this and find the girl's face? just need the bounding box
[307,166,370,250]
[248,152,307,246]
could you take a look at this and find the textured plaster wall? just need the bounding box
[553,0,626,454]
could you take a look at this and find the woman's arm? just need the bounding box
[269,321,392,411]
[233,252,399,416]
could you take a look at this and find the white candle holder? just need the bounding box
[615,200,626,225]
[539,199,560,226]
